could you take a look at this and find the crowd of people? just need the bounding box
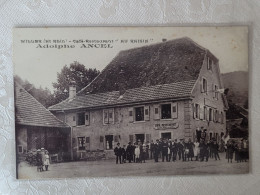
[114,136,249,164]
[36,148,50,172]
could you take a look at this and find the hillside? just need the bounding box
[222,71,248,108]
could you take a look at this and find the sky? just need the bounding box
[13,26,248,92]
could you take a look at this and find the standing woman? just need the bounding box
[193,139,200,161]
[44,150,50,171]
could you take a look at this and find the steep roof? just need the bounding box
[78,37,207,95]
[15,83,69,128]
[49,80,195,111]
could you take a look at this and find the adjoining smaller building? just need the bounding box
[15,83,72,161]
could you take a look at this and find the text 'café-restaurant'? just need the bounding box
[49,38,228,159]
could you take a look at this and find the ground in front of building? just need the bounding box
[18,153,249,179]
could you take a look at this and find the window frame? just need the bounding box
[78,137,86,151]
[202,77,208,94]
[103,108,114,125]
[134,106,145,122]
[76,112,86,126]
[161,103,172,119]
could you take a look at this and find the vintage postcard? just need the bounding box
[13,27,249,179]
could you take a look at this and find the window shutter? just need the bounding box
[171,102,178,119]
[72,114,77,126]
[197,105,200,119]
[85,112,90,126]
[109,109,114,124]
[192,103,196,119]
[128,107,134,122]
[103,109,109,124]
[144,106,150,121]
[129,134,134,143]
[100,136,104,143]
[145,134,151,142]
[200,106,204,120]
[154,105,160,120]
[86,137,90,144]
[212,83,214,97]
[207,108,210,121]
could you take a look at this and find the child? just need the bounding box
[36,149,43,172]
[44,150,50,171]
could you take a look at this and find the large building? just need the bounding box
[15,83,72,161]
[49,38,228,159]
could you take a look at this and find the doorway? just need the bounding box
[161,132,172,140]
[135,134,145,144]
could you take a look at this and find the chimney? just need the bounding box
[69,81,76,100]
[118,67,126,95]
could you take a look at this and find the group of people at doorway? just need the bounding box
[36,148,50,172]
[113,128,249,164]
[114,137,221,164]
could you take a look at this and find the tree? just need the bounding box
[52,61,100,104]
[14,75,56,108]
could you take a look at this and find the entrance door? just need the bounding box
[161,132,172,140]
[135,134,145,144]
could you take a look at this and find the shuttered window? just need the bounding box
[171,102,178,119]
[144,106,150,121]
[103,109,114,124]
[154,105,160,120]
[85,112,90,126]
[128,107,134,122]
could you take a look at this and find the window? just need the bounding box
[103,109,114,124]
[135,106,144,121]
[203,106,207,120]
[221,111,224,124]
[214,85,218,99]
[77,113,85,126]
[105,135,113,150]
[18,145,23,153]
[195,104,199,119]
[207,57,213,71]
[78,137,85,150]
[202,78,207,93]
[209,108,213,121]
[161,104,171,119]
[155,107,159,114]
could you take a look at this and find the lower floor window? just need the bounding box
[105,135,113,150]
[78,137,85,150]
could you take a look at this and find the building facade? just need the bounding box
[49,38,228,159]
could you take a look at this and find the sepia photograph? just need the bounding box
[13,27,249,179]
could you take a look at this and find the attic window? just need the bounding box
[207,57,213,71]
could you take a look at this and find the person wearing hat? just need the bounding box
[177,139,184,161]
[126,142,133,163]
[40,148,46,171]
[114,142,122,164]
[121,145,127,163]
[171,139,178,162]
[142,144,147,163]
[36,149,43,172]
[153,139,160,162]
[161,139,168,162]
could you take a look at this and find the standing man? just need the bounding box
[154,139,160,162]
[114,143,122,164]
[40,148,46,171]
[196,127,202,142]
[126,142,133,163]
[177,139,184,161]
[172,139,178,162]
[212,140,220,160]
[161,139,168,162]
[150,140,154,159]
